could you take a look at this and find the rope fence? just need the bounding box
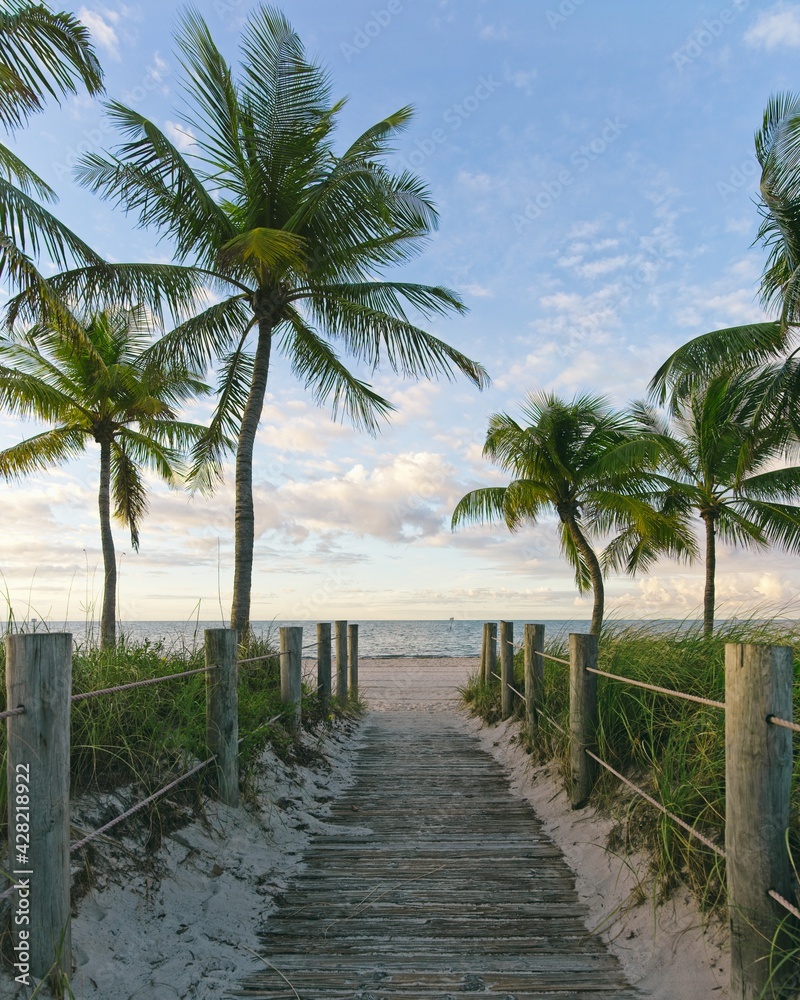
[585,666,726,710]
[584,748,726,857]
[237,651,281,666]
[70,757,216,853]
[72,665,214,702]
[1,619,361,986]
[537,650,570,666]
[768,714,800,734]
[769,889,800,922]
[539,710,566,736]
[478,619,799,1000]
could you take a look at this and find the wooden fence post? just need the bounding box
[280,626,303,731]
[335,620,348,704]
[317,622,332,702]
[204,629,239,807]
[5,632,72,986]
[569,633,598,809]
[725,642,795,1000]
[524,623,545,741]
[500,620,514,719]
[348,623,359,701]
[484,622,497,685]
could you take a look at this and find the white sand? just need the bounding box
[1,657,730,999]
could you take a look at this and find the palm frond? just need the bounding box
[0,173,104,267]
[0,140,54,199]
[649,322,788,404]
[0,424,85,478]
[282,309,394,434]
[110,440,148,550]
[0,1,103,130]
[451,486,509,530]
[76,101,236,267]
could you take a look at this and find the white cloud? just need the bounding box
[478,20,509,40]
[457,170,493,191]
[274,452,460,543]
[78,6,121,60]
[461,283,494,298]
[506,68,537,95]
[164,120,196,153]
[575,255,630,279]
[744,3,800,49]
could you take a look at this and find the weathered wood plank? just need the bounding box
[233,711,641,999]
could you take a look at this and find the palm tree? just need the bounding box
[634,368,800,635]
[0,310,214,648]
[451,393,689,635]
[0,1,105,305]
[21,6,489,635]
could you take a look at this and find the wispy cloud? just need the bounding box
[744,2,800,49]
[78,6,121,60]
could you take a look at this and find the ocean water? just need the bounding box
[49,618,698,657]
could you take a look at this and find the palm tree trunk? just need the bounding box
[563,512,605,635]
[702,513,716,637]
[231,317,273,637]
[98,437,116,649]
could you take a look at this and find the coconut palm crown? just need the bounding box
[452,392,691,635]
[17,6,490,634]
[634,366,800,635]
[0,309,214,648]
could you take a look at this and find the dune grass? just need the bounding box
[0,628,353,845]
[462,617,800,921]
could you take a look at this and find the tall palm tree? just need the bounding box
[0,310,214,648]
[21,6,489,635]
[451,393,688,635]
[0,1,105,304]
[634,368,800,635]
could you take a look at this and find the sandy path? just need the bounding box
[356,655,478,711]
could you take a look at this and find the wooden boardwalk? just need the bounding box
[233,711,641,999]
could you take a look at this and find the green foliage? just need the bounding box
[452,392,694,633]
[462,618,800,917]
[0,630,351,843]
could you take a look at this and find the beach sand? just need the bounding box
[1,655,728,999]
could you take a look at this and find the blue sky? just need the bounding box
[2,0,799,623]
